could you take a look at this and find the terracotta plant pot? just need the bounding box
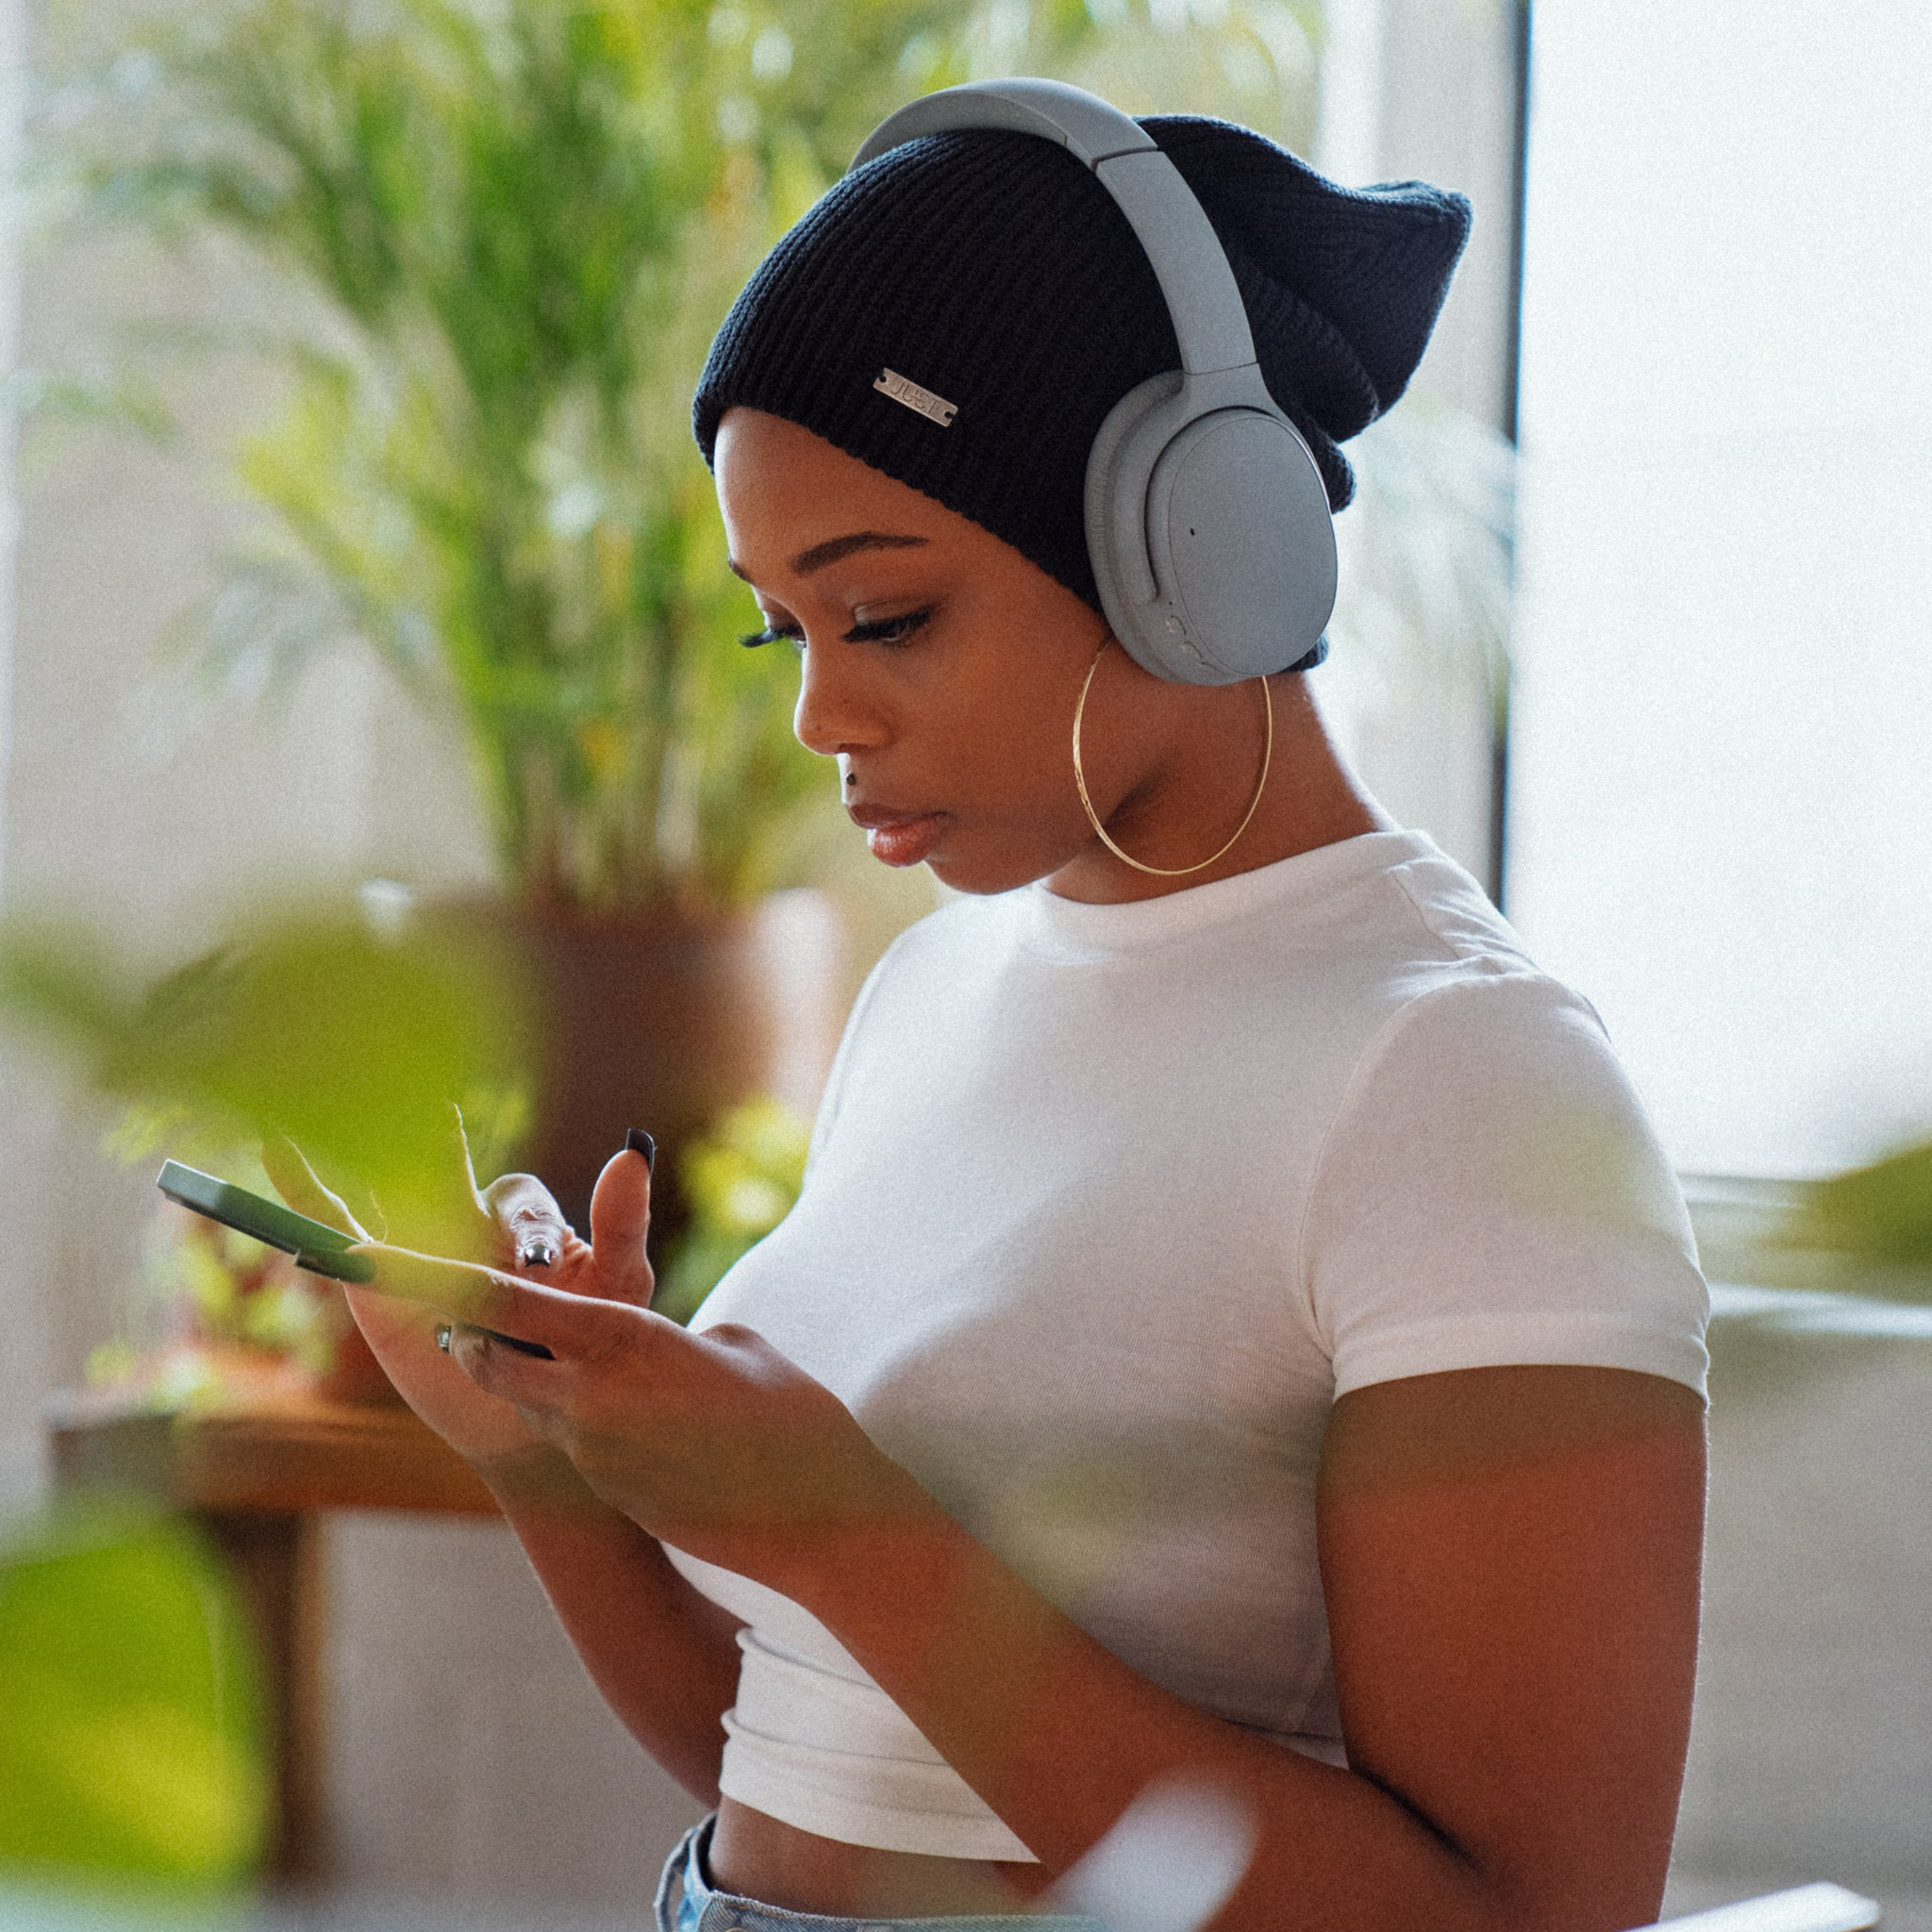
[314,1288,408,1406]
[435,891,844,1247]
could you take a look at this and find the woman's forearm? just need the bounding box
[772,1495,1498,1932]
[480,1448,744,1807]
[769,1369,1705,1932]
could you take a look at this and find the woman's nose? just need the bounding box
[792,643,888,761]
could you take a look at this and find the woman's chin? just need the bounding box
[920,854,996,895]
[922,841,1064,898]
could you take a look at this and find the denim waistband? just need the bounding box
[654,1817,1110,1932]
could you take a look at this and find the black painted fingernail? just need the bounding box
[625,1127,656,1172]
[481,1327,555,1359]
[519,1239,558,1270]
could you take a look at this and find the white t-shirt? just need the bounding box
[666,829,1708,1860]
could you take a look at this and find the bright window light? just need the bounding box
[1507,0,1932,1177]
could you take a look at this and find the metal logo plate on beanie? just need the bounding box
[873,367,958,427]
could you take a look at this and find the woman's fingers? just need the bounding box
[586,1136,656,1307]
[482,1171,575,1271]
[261,1137,366,1241]
[443,1321,568,1406]
[356,1241,631,1355]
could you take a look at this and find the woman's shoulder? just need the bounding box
[1300,932,1708,1404]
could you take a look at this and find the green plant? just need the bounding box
[0,902,529,1238]
[655,1094,810,1321]
[29,0,1324,911]
[0,1500,268,1896]
[1786,1136,1932,1303]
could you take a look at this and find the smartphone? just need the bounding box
[157,1159,555,1359]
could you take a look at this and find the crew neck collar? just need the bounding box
[1014,829,1440,961]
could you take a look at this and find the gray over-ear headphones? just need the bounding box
[851,78,1338,687]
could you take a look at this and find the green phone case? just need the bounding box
[156,1159,556,1358]
[157,1160,376,1283]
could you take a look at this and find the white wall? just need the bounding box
[0,217,495,1484]
[1508,8,1932,1901]
[1507,1,1932,1178]
[1657,1305,1932,1911]
[325,1514,702,1917]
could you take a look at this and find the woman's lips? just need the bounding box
[847,804,946,868]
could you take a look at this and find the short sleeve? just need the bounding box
[1301,970,1709,1401]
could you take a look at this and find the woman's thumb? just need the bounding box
[587,1129,656,1305]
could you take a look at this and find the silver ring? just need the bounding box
[434,1324,453,1354]
[518,1239,558,1270]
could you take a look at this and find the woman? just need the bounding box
[270,87,1708,1932]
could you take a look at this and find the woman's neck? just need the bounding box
[1045,674,1393,906]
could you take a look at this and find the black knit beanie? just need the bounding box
[693,113,1471,619]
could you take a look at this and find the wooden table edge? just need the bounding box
[47,1387,499,1517]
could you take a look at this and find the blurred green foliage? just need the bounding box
[27,0,1322,912]
[144,1217,337,1374]
[1325,393,1516,741]
[656,1094,809,1321]
[0,904,529,1239]
[1789,1137,1932,1302]
[0,1501,268,1897]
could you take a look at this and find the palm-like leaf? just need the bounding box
[33,0,1330,908]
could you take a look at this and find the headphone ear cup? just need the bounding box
[1087,374,1338,686]
[1147,408,1337,681]
[1087,373,1194,680]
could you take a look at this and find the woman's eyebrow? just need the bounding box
[727,531,928,582]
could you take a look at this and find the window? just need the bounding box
[1507,0,1932,1178]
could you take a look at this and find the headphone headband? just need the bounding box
[850,79,1259,377]
[848,75,1152,168]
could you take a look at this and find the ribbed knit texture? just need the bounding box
[693,113,1471,617]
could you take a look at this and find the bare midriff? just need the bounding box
[708,1797,1054,1917]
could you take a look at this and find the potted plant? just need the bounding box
[0,900,533,1396]
[29,0,1002,1224]
[29,0,1518,1242]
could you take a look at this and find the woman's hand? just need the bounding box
[343,1241,926,1582]
[260,1119,657,1471]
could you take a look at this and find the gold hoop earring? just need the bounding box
[1071,636,1274,879]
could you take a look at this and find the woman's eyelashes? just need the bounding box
[739,621,804,649]
[844,607,933,646]
[738,608,934,651]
